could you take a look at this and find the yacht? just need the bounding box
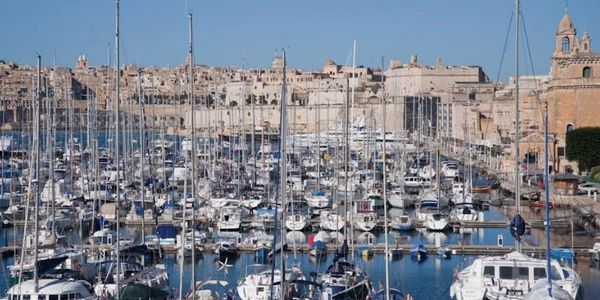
[285,199,310,231]
[90,261,170,298]
[319,210,345,231]
[236,264,305,300]
[217,204,244,231]
[415,194,440,222]
[425,210,449,231]
[451,203,479,222]
[6,279,95,300]
[214,234,242,259]
[449,251,582,300]
[388,188,410,208]
[317,259,371,300]
[442,162,460,178]
[390,214,416,231]
[354,198,377,232]
[305,189,330,209]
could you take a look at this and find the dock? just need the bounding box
[132,242,591,257]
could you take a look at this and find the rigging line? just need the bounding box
[520,9,548,129]
[482,9,513,141]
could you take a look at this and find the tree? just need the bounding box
[270,99,278,106]
[566,127,600,171]
[229,101,238,108]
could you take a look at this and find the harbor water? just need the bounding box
[0,206,598,298]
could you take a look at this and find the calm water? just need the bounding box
[1,131,597,298]
[0,206,598,299]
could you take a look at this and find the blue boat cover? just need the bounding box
[156,225,177,239]
[510,214,526,240]
[312,189,326,197]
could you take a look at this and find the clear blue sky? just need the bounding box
[1,0,598,82]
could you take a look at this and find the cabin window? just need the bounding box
[59,294,68,300]
[583,67,592,78]
[499,266,513,279]
[534,267,546,280]
[22,296,30,300]
[563,269,570,279]
[562,37,570,52]
[49,295,59,300]
[517,267,529,280]
[551,266,562,280]
[483,266,495,277]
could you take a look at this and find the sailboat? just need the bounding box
[236,264,306,300]
[316,242,371,300]
[450,2,582,299]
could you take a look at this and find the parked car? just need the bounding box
[578,182,598,194]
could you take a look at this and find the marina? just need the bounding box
[1,0,600,299]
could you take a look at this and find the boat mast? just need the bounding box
[349,41,356,255]
[114,0,122,297]
[514,0,522,253]
[279,49,288,300]
[33,54,41,293]
[543,100,553,296]
[344,76,350,252]
[137,70,146,243]
[381,57,391,299]
[187,13,198,300]
[49,56,56,238]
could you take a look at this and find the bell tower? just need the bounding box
[554,10,577,58]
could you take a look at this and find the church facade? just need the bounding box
[543,11,600,172]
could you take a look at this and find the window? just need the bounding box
[551,266,562,280]
[517,267,529,280]
[49,295,59,300]
[534,267,546,280]
[584,43,589,51]
[562,37,570,52]
[500,266,513,279]
[583,67,592,78]
[483,266,495,277]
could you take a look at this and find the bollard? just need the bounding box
[595,191,597,203]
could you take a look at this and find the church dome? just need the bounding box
[324,59,336,66]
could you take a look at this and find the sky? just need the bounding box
[1,0,598,82]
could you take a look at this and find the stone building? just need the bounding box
[543,11,600,172]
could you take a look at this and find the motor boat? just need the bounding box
[6,279,95,300]
[390,214,416,231]
[237,264,305,300]
[450,251,582,300]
